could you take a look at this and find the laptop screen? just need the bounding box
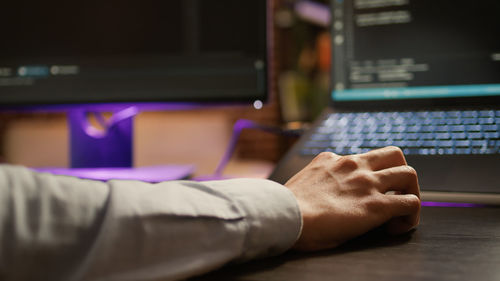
[331,0,500,101]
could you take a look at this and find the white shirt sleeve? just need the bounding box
[0,164,302,281]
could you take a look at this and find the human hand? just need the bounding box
[285,146,420,251]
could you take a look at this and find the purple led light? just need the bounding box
[34,165,195,183]
[80,107,139,138]
[295,0,331,27]
[212,119,259,177]
[421,201,485,208]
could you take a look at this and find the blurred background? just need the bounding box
[0,0,330,179]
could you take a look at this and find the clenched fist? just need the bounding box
[286,146,421,251]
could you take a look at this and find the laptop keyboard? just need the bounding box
[300,110,500,156]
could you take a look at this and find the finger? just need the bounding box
[360,146,407,171]
[374,165,420,198]
[384,194,421,235]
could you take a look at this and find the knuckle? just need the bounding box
[310,152,341,172]
[319,151,335,159]
[404,165,418,180]
[347,171,378,192]
[337,155,360,171]
[354,172,374,185]
[407,195,422,212]
[387,145,405,157]
[314,151,336,162]
[413,196,422,209]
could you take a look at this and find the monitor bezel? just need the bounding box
[0,0,271,110]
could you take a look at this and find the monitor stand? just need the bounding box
[35,106,194,182]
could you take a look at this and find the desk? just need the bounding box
[193,206,500,281]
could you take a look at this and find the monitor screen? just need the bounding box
[0,0,267,105]
[331,0,500,101]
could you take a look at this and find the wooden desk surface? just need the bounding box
[193,206,500,281]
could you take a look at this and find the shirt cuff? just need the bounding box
[204,178,303,261]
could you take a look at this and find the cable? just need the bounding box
[206,119,305,179]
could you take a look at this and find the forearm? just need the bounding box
[0,165,302,281]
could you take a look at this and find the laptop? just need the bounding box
[269,0,500,204]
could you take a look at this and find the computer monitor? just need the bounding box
[330,0,500,103]
[0,0,269,180]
